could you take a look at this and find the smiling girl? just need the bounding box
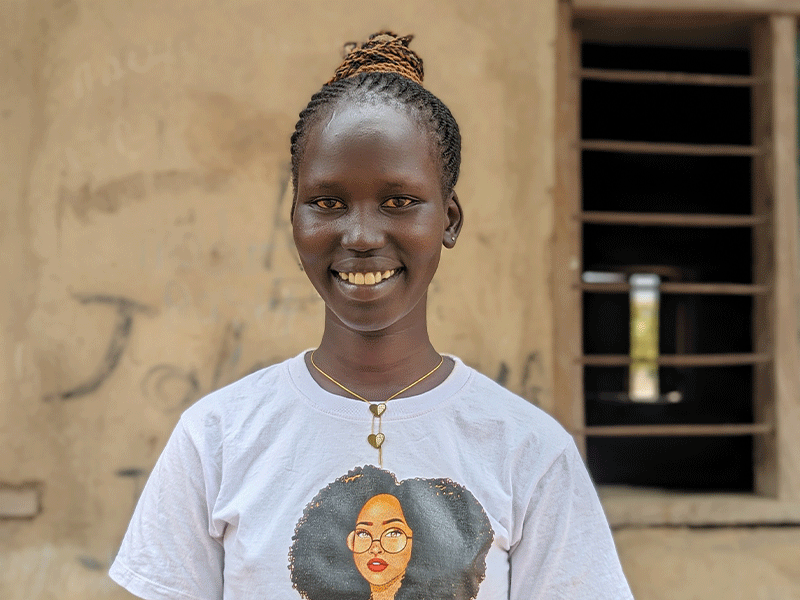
[110,32,633,600]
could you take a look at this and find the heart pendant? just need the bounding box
[369,403,387,417]
[368,433,385,449]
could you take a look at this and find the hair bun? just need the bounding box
[327,31,424,86]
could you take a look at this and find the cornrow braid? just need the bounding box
[290,32,460,217]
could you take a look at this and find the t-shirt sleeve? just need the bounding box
[109,416,224,600]
[508,440,633,600]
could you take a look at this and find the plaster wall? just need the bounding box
[1,1,799,599]
[0,0,554,597]
[616,527,800,600]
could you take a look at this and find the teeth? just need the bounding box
[338,270,396,286]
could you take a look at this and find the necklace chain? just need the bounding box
[309,350,444,403]
[309,350,444,466]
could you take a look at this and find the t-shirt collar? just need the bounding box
[286,350,471,421]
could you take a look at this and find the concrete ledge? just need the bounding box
[600,486,800,527]
[573,0,800,14]
[0,483,41,519]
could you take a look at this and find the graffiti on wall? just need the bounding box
[41,293,291,408]
[57,169,230,224]
[140,320,281,414]
[492,351,547,407]
[43,294,154,402]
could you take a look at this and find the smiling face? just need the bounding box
[346,493,413,588]
[292,100,462,335]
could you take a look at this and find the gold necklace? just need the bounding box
[309,350,444,466]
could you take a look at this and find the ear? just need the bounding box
[346,531,356,551]
[442,191,463,249]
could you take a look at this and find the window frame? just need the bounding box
[553,1,800,525]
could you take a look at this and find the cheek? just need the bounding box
[293,219,329,256]
[397,543,412,570]
[292,215,311,245]
[406,219,447,254]
[401,223,444,254]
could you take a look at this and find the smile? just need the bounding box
[367,558,388,572]
[335,269,398,286]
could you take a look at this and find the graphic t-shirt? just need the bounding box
[109,352,633,599]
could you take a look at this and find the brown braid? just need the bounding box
[290,32,460,218]
[327,32,424,86]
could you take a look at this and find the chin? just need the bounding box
[332,312,415,337]
[325,298,425,336]
[359,568,402,588]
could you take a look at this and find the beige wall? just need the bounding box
[1,1,798,598]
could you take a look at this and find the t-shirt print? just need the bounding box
[289,465,494,600]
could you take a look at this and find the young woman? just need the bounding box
[110,32,633,599]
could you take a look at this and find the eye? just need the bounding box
[382,197,416,209]
[383,528,403,538]
[355,529,372,539]
[311,198,345,210]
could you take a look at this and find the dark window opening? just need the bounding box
[580,40,756,492]
[581,42,751,75]
[582,153,752,215]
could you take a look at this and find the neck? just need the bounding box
[370,573,404,600]
[311,307,445,401]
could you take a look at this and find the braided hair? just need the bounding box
[289,32,461,216]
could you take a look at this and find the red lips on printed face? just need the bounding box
[367,558,388,572]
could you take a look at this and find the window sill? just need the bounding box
[599,486,800,527]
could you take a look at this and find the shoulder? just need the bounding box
[453,358,572,450]
[438,357,576,498]
[177,353,301,446]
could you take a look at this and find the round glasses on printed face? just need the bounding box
[351,528,412,554]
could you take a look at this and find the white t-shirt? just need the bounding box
[109,352,633,599]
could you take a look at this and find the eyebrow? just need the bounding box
[305,181,343,192]
[355,518,406,527]
[305,180,421,193]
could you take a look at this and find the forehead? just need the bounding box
[299,101,440,188]
[357,493,406,522]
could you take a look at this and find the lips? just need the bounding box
[367,558,388,572]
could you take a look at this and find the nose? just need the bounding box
[340,204,385,252]
[369,539,383,555]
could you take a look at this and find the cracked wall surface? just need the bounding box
[0,1,555,597]
[1,1,799,599]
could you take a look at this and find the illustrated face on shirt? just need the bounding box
[289,465,494,600]
[346,493,413,588]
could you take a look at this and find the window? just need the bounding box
[554,4,800,524]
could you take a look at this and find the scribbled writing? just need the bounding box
[58,169,228,223]
[493,351,546,406]
[141,320,278,413]
[140,365,200,413]
[44,295,154,402]
[263,167,295,270]
[73,38,178,101]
